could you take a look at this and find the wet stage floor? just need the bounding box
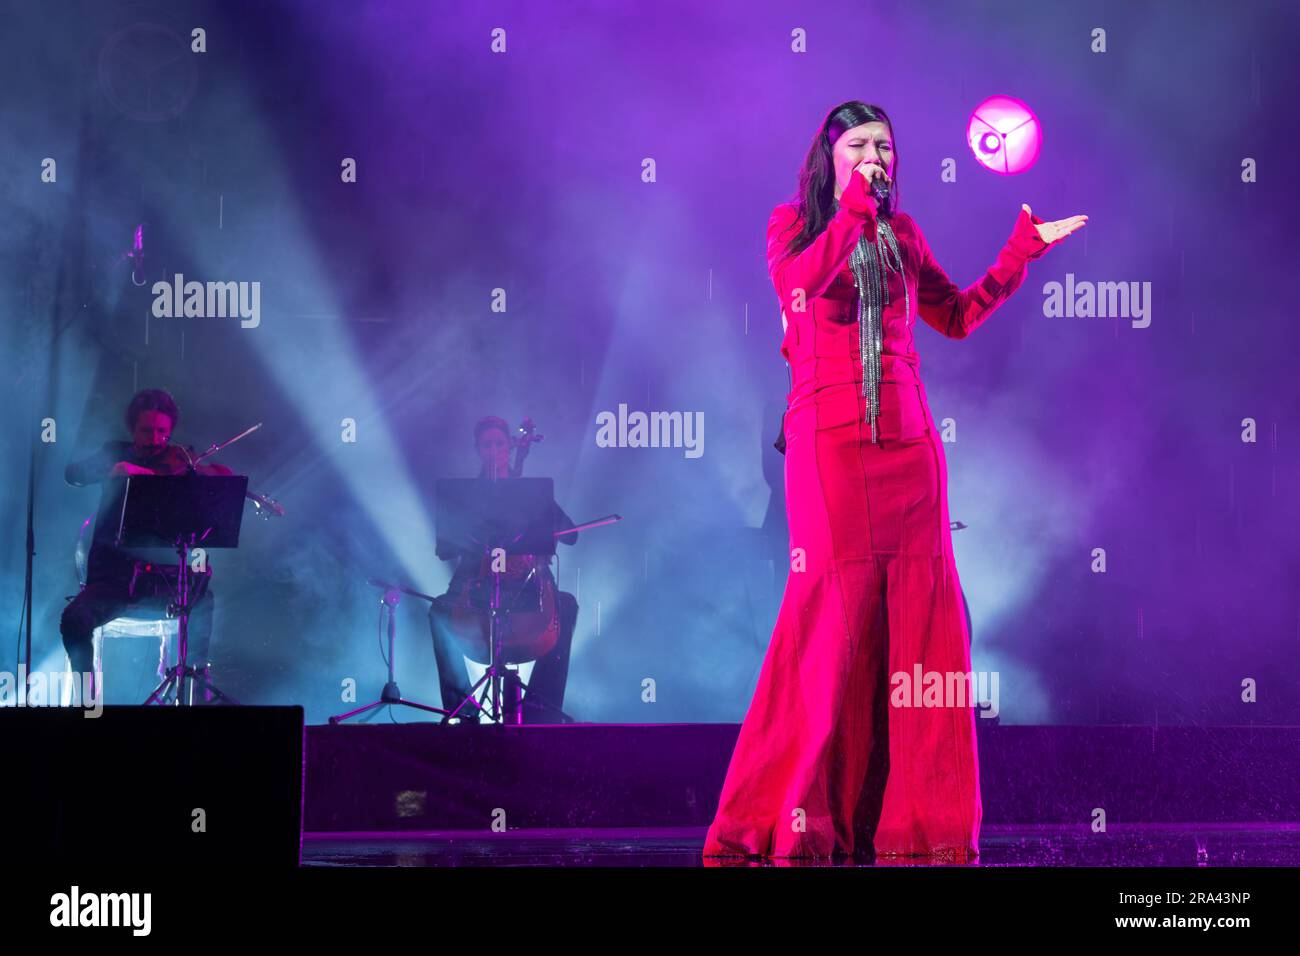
[302,822,1300,867]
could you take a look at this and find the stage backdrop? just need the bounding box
[1,0,1296,725]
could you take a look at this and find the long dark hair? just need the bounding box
[782,101,900,259]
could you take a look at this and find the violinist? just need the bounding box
[429,415,580,723]
[60,388,229,697]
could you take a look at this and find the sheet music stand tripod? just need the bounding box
[435,478,557,725]
[108,472,247,706]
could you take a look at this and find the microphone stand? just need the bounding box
[328,582,450,724]
[20,387,35,705]
[24,222,150,704]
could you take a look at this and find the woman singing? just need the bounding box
[704,101,1086,860]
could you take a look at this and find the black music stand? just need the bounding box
[109,473,247,706]
[435,478,556,725]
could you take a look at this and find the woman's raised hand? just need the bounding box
[851,161,890,215]
[854,160,891,192]
[1024,204,1088,243]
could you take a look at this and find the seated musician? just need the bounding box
[61,388,225,700]
[429,415,579,723]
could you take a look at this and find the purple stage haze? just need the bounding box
[0,0,1296,732]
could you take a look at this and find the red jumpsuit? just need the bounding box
[704,172,1060,859]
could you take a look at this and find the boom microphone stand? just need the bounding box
[329,582,449,724]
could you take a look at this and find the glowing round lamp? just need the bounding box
[967,95,1041,175]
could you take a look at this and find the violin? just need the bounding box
[143,442,232,477]
[140,442,285,519]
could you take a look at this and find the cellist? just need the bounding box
[429,415,581,723]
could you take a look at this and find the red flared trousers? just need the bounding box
[703,386,981,859]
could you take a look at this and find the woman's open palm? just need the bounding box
[1025,203,1087,243]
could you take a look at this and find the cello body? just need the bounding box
[443,554,559,665]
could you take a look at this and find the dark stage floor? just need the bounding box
[302,822,1300,867]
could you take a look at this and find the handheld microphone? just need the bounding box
[870,177,891,212]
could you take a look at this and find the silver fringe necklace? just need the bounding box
[848,217,908,443]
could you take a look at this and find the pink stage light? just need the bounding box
[967,95,1042,175]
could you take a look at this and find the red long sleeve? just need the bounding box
[913,205,1056,340]
[766,172,877,309]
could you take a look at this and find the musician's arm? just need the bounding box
[436,536,474,569]
[65,442,123,487]
[554,501,578,546]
